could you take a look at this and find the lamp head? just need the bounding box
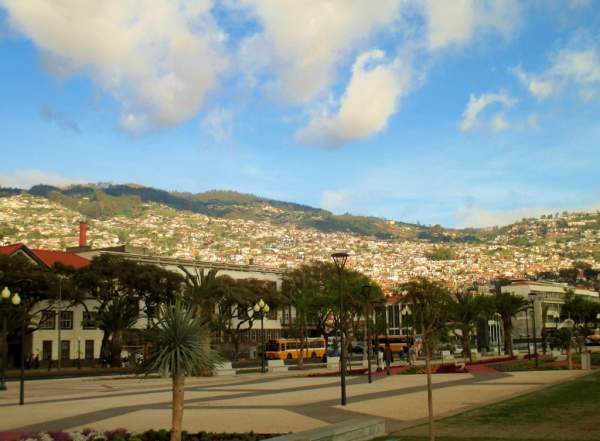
[264,304,270,313]
[258,299,265,308]
[1,286,10,299]
[253,303,260,312]
[331,251,349,270]
[12,293,21,305]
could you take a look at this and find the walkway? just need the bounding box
[0,369,588,434]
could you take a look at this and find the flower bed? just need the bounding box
[400,363,468,375]
[5,429,281,441]
[466,355,516,366]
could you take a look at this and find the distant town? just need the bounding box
[2,193,599,291]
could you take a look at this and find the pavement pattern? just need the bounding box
[0,368,588,434]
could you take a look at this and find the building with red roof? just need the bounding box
[0,243,89,269]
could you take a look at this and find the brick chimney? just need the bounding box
[79,221,87,247]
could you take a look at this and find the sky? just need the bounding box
[0,0,599,228]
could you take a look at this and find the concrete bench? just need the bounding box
[327,356,340,370]
[268,418,386,441]
[268,359,289,373]
[213,361,236,377]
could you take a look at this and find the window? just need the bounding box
[60,340,71,360]
[42,340,52,361]
[82,311,97,329]
[60,311,73,330]
[39,311,55,329]
[85,340,95,360]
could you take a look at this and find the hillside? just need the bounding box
[0,184,599,290]
[22,183,462,241]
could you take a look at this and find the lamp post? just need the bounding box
[1,286,22,391]
[525,306,531,359]
[362,284,372,384]
[77,337,81,369]
[528,293,539,368]
[401,305,412,364]
[253,299,269,373]
[331,251,349,406]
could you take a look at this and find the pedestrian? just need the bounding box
[384,342,393,375]
[408,344,416,366]
[34,354,40,369]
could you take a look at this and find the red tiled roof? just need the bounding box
[31,249,90,269]
[0,243,89,269]
[0,243,26,256]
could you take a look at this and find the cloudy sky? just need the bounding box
[1,0,599,228]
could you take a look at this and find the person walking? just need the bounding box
[384,342,393,375]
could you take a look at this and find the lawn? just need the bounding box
[392,370,600,441]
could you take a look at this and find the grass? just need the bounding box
[393,370,600,441]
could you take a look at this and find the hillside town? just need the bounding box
[1,194,599,291]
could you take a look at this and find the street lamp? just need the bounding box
[253,299,269,373]
[361,284,373,384]
[0,281,28,405]
[1,286,21,391]
[528,293,539,368]
[331,250,349,406]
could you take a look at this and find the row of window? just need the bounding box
[38,311,98,330]
[41,339,95,360]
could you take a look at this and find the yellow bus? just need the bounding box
[376,335,413,353]
[265,337,326,360]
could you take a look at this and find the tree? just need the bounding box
[400,278,452,441]
[142,301,219,441]
[548,325,575,370]
[75,255,182,363]
[493,292,528,357]
[95,296,140,366]
[214,277,280,360]
[448,290,485,362]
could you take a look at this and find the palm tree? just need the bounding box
[401,278,452,441]
[549,324,575,369]
[143,301,219,441]
[448,290,484,363]
[493,292,528,357]
[95,296,139,367]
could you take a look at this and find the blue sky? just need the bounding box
[1,1,599,228]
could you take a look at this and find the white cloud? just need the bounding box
[512,66,555,101]
[0,170,83,189]
[514,41,600,102]
[296,50,410,147]
[459,92,517,133]
[2,0,229,132]
[455,199,600,228]
[237,0,402,104]
[423,0,521,51]
[201,108,233,144]
[551,46,600,85]
[320,190,351,213]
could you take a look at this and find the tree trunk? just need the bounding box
[503,321,513,357]
[425,339,435,441]
[567,344,572,370]
[109,333,122,367]
[298,325,305,369]
[462,330,471,363]
[171,372,185,441]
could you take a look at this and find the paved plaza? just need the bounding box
[0,369,588,434]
